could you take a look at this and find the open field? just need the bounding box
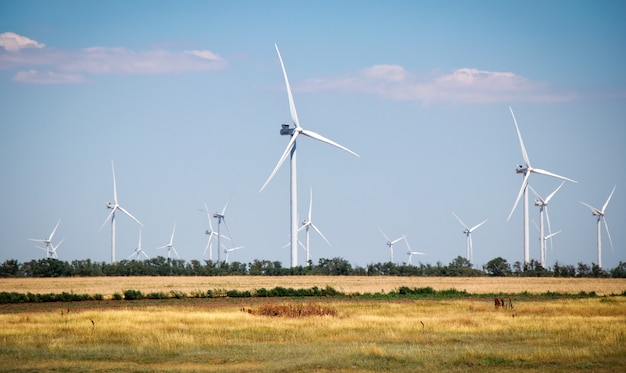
[2,276,626,297]
[1,277,625,372]
[0,296,625,372]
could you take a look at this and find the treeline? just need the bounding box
[1,256,625,278]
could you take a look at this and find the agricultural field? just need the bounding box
[0,277,625,372]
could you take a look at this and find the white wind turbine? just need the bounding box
[157,223,180,260]
[299,188,331,264]
[29,219,61,259]
[452,213,487,262]
[529,181,565,268]
[101,161,143,263]
[379,229,405,263]
[404,236,425,266]
[259,44,359,268]
[128,230,150,260]
[208,202,232,264]
[224,246,244,264]
[199,203,230,261]
[48,238,64,259]
[507,107,576,265]
[581,185,616,269]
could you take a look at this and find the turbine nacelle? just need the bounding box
[515,164,527,174]
[106,202,114,209]
[280,124,295,136]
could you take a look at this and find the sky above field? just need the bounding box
[1,0,625,269]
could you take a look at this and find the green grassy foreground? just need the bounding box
[0,295,625,372]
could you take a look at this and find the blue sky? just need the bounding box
[1,0,625,269]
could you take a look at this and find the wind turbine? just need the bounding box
[532,219,561,267]
[404,236,425,265]
[581,185,616,269]
[452,213,487,262]
[259,44,359,268]
[507,107,576,266]
[299,188,331,264]
[49,238,64,259]
[379,229,404,263]
[29,219,61,258]
[157,223,180,260]
[128,230,150,260]
[208,202,232,264]
[199,203,230,261]
[224,246,244,264]
[529,181,565,268]
[100,161,143,263]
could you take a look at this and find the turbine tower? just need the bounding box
[260,44,359,268]
[299,188,331,264]
[581,185,616,269]
[529,181,565,268]
[452,213,487,262]
[379,228,404,263]
[507,107,576,266]
[157,223,180,260]
[101,161,143,263]
[29,219,61,259]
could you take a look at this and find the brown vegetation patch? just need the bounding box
[244,302,338,318]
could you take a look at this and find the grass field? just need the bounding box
[0,277,625,372]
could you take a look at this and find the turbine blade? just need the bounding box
[545,207,553,237]
[379,228,390,242]
[509,106,531,168]
[275,43,300,128]
[545,230,561,240]
[508,172,530,222]
[308,188,313,221]
[300,129,360,157]
[603,218,615,253]
[602,185,617,214]
[452,212,468,230]
[545,181,566,204]
[49,220,61,241]
[531,168,577,183]
[580,201,601,215]
[118,206,143,227]
[470,219,488,232]
[259,131,299,192]
[527,184,542,201]
[311,223,331,247]
[170,223,176,244]
[391,236,405,245]
[100,209,115,231]
[111,160,118,204]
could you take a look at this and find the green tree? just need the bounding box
[484,257,511,276]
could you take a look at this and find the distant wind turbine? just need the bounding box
[507,107,576,265]
[199,203,230,261]
[529,181,565,268]
[128,230,150,260]
[224,246,244,264]
[208,202,232,264]
[452,213,487,262]
[29,219,61,259]
[157,223,180,260]
[581,185,616,269]
[299,188,331,264]
[379,229,404,263]
[100,161,143,263]
[259,43,359,268]
[404,236,425,266]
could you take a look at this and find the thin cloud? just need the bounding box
[0,32,228,84]
[299,65,579,104]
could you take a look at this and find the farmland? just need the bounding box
[0,277,625,372]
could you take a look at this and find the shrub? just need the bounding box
[112,292,123,300]
[123,290,143,300]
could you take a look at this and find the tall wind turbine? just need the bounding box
[208,202,231,264]
[199,203,230,261]
[29,219,61,259]
[379,228,404,263]
[157,223,180,260]
[259,44,359,268]
[128,230,150,260]
[452,213,487,262]
[101,161,143,263]
[405,236,425,265]
[529,181,565,268]
[224,246,244,264]
[581,185,616,269]
[299,188,331,264]
[507,107,576,266]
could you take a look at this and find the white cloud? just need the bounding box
[300,66,578,104]
[0,32,228,84]
[0,32,45,51]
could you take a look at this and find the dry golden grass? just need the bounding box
[2,276,625,296]
[0,297,624,372]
